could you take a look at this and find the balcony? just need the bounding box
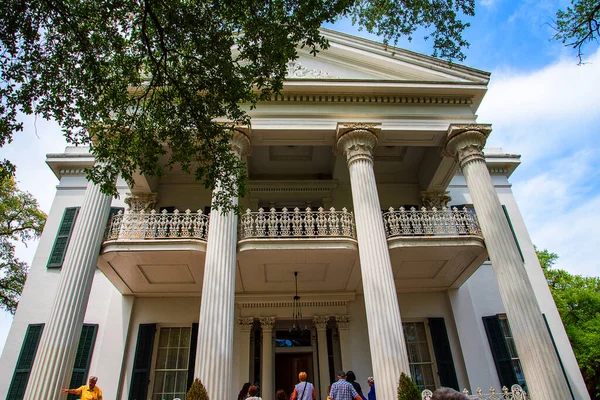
[383,207,487,291]
[98,210,210,295]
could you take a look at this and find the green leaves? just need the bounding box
[0,176,46,313]
[537,247,600,398]
[554,0,600,63]
[0,0,474,212]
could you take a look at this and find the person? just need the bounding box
[276,389,288,400]
[62,376,103,400]
[327,385,333,400]
[238,382,251,400]
[431,388,470,400]
[367,377,375,400]
[328,371,362,400]
[246,385,262,400]
[345,371,366,400]
[290,371,316,400]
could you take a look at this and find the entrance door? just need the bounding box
[275,353,314,397]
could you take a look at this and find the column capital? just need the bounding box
[313,315,330,331]
[420,191,452,209]
[336,123,381,166]
[444,124,492,168]
[231,126,252,158]
[335,315,351,330]
[238,317,255,333]
[124,192,158,212]
[259,316,276,332]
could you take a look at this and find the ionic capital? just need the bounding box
[259,316,276,332]
[420,191,452,209]
[313,315,330,331]
[444,124,492,168]
[238,317,255,333]
[124,193,158,212]
[335,315,350,330]
[336,123,381,166]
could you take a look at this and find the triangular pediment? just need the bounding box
[285,29,489,84]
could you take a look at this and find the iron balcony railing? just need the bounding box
[105,209,209,241]
[382,206,481,237]
[238,207,356,239]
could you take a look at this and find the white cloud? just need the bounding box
[478,48,600,277]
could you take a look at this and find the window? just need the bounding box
[403,322,437,391]
[47,207,80,268]
[152,327,192,400]
[7,324,44,400]
[498,316,526,387]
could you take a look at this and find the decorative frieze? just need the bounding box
[268,93,473,105]
[286,61,337,79]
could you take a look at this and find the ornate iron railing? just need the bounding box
[238,207,356,239]
[382,206,481,237]
[105,209,209,241]
[422,385,528,399]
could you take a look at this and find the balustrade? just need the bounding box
[383,206,481,237]
[422,385,528,400]
[105,209,209,240]
[238,207,356,239]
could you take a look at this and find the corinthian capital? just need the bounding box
[124,193,158,212]
[421,191,452,209]
[231,126,252,158]
[336,123,381,166]
[259,316,276,332]
[238,317,255,333]
[444,124,492,168]
[313,315,330,331]
[335,315,350,330]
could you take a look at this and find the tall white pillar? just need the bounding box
[336,123,410,400]
[238,317,255,385]
[260,316,275,400]
[195,129,251,399]
[314,316,331,399]
[445,124,573,399]
[335,315,352,371]
[25,180,112,399]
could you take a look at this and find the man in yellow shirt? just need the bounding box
[62,376,103,400]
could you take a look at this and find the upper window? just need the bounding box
[152,327,192,400]
[498,315,526,387]
[403,321,437,391]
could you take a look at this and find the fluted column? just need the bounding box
[336,123,410,400]
[195,129,251,399]
[238,317,255,385]
[25,180,112,399]
[314,316,331,400]
[260,317,275,400]
[335,315,352,371]
[445,124,572,399]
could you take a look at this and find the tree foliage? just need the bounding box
[537,247,600,398]
[0,0,474,211]
[397,372,420,400]
[186,378,209,400]
[554,0,600,63]
[0,177,46,314]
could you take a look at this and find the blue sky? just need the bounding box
[0,0,599,353]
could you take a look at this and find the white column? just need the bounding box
[314,316,331,400]
[335,315,352,371]
[25,180,112,399]
[445,124,572,399]
[260,316,275,400]
[195,129,251,398]
[238,317,255,385]
[336,123,410,400]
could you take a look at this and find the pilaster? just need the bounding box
[335,315,352,371]
[238,317,255,385]
[445,124,573,399]
[260,317,275,400]
[336,122,410,400]
[313,316,331,400]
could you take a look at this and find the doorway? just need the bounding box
[275,352,314,396]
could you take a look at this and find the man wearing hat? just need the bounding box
[328,371,362,400]
[62,376,103,400]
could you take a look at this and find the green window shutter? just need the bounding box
[47,207,80,268]
[501,205,524,261]
[7,324,45,400]
[129,323,156,400]
[187,323,199,391]
[482,316,518,388]
[428,318,459,390]
[66,324,98,400]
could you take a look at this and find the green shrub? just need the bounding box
[186,378,209,400]
[397,372,420,400]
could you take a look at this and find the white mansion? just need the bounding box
[0,30,589,400]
